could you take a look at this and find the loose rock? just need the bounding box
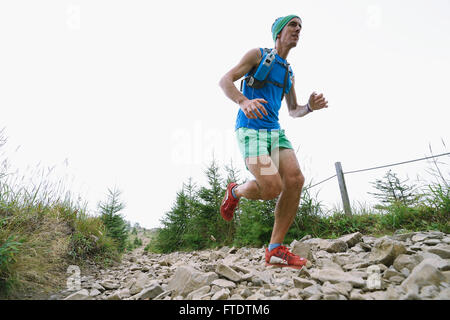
[49,231,449,300]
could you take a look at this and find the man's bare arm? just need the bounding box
[219,48,269,119]
[286,77,329,118]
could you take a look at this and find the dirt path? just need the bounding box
[49,231,450,300]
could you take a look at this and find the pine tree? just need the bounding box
[154,177,204,252]
[157,187,190,252]
[225,159,241,186]
[369,170,420,207]
[98,188,128,253]
[185,157,227,248]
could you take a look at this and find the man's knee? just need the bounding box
[284,172,305,192]
[259,177,282,200]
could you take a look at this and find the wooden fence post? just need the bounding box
[335,162,352,216]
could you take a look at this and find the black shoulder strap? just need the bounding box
[280,62,290,101]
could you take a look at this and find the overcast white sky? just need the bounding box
[1,0,449,229]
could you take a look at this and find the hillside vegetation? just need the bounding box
[0,132,145,299]
[147,158,449,253]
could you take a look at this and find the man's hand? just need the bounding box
[309,92,328,111]
[239,98,269,119]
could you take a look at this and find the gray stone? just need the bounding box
[389,275,406,285]
[167,265,218,297]
[400,268,410,277]
[426,247,450,259]
[423,239,441,246]
[91,282,105,292]
[300,234,312,242]
[401,259,447,292]
[302,238,325,250]
[292,277,315,289]
[246,292,266,300]
[420,285,439,299]
[64,289,91,300]
[252,270,273,285]
[401,292,422,300]
[89,289,102,297]
[334,282,353,297]
[317,258,344,271]
[383,267,404,280]
[323,293,340,300]
[134,283,164,300]
[215,263,242,282]
[129,264,142,271]
[186,286,210,300]
[310,268,365,288]
[231,264,252,275]
[129,272,150,295]
[411,234,429,242]
[106,292,121,300]
[100,280,120,290]
[368,291,387,300]
[117,288,131,299]
[153,290,173,300]
[392,232,416,242]
[321,282,340,295]
[240,288,253,299]
[416,252,450,270]
[298,266,311,278]
[369,238,407,266]
[342,261,371,271]
[362,236,377,244]
[385,286,404,300]
[436,288,450,300]
[306,294,322,300]
[444,270,450,283]
[301,284,322,298]
[349,290,367,300]
[322,240,348,253]
[211,279,236,289]
[359,242,372,252]
[250,276,264,287]
[393,254,423,272]
[338,232,363,248]
[291,241,314,261]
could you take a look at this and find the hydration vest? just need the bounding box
[240,48,291,101]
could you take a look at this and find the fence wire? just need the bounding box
[306,151,450,190]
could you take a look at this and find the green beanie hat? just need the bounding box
[271,15,301,42]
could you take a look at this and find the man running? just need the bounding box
[219,15,328,269]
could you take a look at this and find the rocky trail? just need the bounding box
[51,231,450,300]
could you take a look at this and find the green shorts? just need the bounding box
[236,127,294,167]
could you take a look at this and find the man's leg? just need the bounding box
[269,148,305,245]
[221,129,282,221]
[233,154,282,201]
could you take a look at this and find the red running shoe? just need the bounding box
[220,182,239,221]
[265,245,308,269]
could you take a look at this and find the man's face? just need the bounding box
[278,18,302,47]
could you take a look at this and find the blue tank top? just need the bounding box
[235,48,293,130]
